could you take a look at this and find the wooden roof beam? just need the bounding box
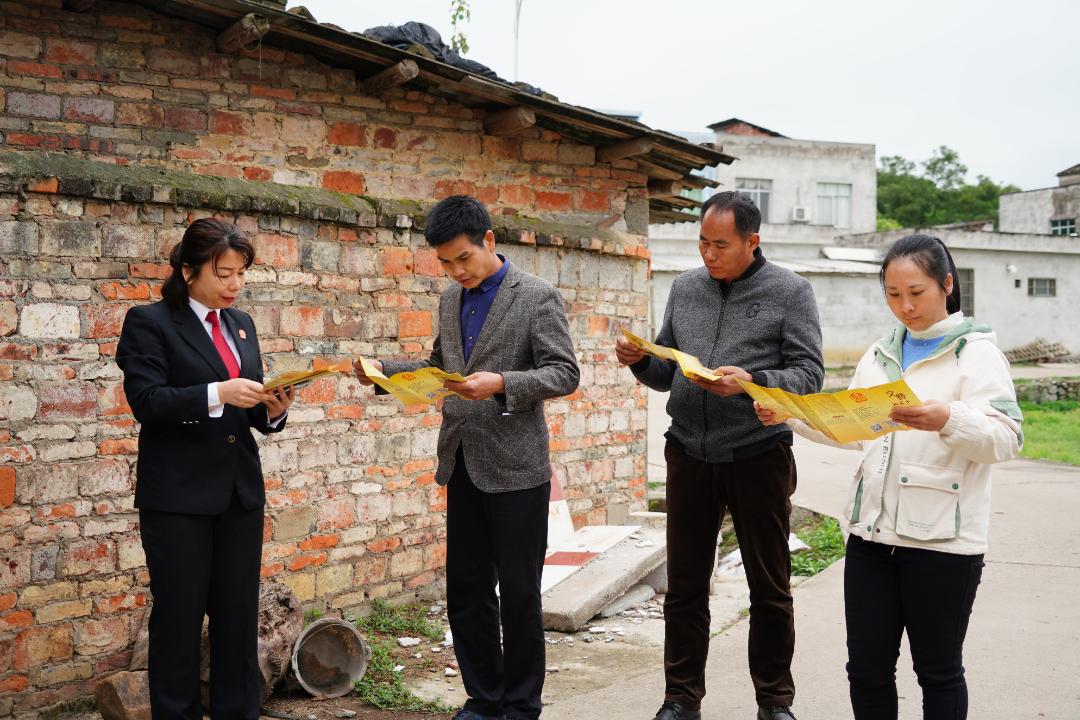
[484,106,536,136]
[63,0,96,10]
[597,137,653,164]
[647,180,683,198]
[216,13,270,53]
[362,59,420,97]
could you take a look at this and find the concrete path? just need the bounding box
[546,436,1080,719]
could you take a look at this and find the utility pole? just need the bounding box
[513,0,525,80]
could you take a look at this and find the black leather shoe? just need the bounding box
[653,701,702,720]
[756,706,797,720]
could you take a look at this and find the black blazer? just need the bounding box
[116,300,285,515]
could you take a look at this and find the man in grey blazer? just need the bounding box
[356,195,579,720]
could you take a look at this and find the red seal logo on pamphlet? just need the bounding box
[849,392,868,403]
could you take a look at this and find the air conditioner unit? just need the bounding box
[791,206,811,223]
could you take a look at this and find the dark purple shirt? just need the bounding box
[460,255,509,363]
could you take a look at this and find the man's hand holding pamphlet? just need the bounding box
[620,326,922,443]
[357,356,469,406]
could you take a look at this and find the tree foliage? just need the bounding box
[877,147,1020,229]
[449,0,471,54]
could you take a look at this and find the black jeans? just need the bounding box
[845,534,984,720]
[663,439,798,709]
[446,447,550,720]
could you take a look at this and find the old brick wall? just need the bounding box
[0,1,652,714]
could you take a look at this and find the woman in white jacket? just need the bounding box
[756,235,1023,720]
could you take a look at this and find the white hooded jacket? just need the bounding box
[792,313,1023,555]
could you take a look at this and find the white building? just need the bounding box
[999,164,1080,236]
[648,118,880,361]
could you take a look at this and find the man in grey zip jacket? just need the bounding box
[616,192,824,720]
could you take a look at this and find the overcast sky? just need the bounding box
[303,0,1078,191]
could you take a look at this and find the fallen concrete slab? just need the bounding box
[542,526,667,632]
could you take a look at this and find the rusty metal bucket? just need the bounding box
[290,618,371,698]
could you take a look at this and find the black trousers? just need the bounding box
[139,491,264,720]
[663,440,798,709]
[446,448,550,720]
[844,534,984,720]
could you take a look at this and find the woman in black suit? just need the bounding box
[117,218,294,720]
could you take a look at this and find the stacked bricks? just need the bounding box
[0,0,656,714]
[0,0,653,236]
[0,0,654,711]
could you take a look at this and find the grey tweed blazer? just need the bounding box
[381,261,579,492]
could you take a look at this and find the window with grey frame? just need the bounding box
[957,267,974,317]
[735,178,771,222]
[1050,218,1076,236]
[816,182,852,228]
[1028,277,1056,297]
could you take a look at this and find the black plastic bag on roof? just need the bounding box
[363,21,545,96]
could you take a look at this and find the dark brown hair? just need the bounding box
[161,218,256,308]
[879,234,962,314]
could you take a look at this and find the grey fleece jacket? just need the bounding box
[633,250,824,463]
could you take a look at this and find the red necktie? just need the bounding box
[206,311,240,379]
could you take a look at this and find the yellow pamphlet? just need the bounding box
[358,356,468,406]
[736,377,922,444]
[263,362,348,391]
[620,327,723,382]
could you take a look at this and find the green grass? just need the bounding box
[352,602,453,714]
[1019,400,1080,465]
[791,516,846,577]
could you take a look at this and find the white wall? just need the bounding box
[999,188,1056,234]
[711,133,877,233]
[840,229,1080,353]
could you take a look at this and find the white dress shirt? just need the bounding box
[187,297,284,426]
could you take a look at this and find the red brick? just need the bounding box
[39,382,97,420]
[101,14,153,31]
[327,404,363,420]
[251,85,295,100]
[98,382,131,417]
[390,100,428,114]
[317,497,356,531]
[367,537,400,554]
[296,377,334,404]
[299,534,340,551]
[97,438,137,456]
[0,446,33,464]
[575,189,610,213]
[535,191,572,211]
[0,674,28,693]
[321,170,365,195]
[164,106,207,131]
[61,540,116,576]
[475,185,498,205]
[412,248,443,277]
[254,233,300,267]
[116,102,163,128]
[146,47,198,75]
[523,140,558,162]
[5,132,61,149]
[380,247,413,275]
[433,180,476,200]
[279,306,324,337]
[499,186,534,206]
[63,97,115,124]
[482,136,521,161]
[45,38,96,65]
[211,110,246,135]
[327,122,366,146]
[398,311,432,338]
[288,553,326,572]
[244,167,271,181]
[129,263,170,279]
[7,61,62,78]
[0,343,36,361]
[83,304,128,339]
[99,282,150,300]
[371,127,397,149]
[0,610,33,633]
[13,625,72,670]
[26,177,59,194]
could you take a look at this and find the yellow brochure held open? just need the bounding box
[736,377,922,444]
[358,356,468,406]
[619,327,723,382]
[263,361,349,391]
